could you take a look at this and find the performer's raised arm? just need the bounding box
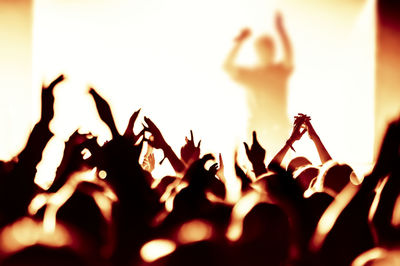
[223,28,251,78]
[275,12,293,69]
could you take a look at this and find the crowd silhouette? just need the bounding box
[0,15,399,266]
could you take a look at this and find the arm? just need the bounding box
[17,75,65,170]
[4,75,64,222]
[275,13,293,69]
[124,108,144,144]
[180,130,201,166]
[143,117,185,174]
[223,28,251,78]
[268,116,306,169]
[244,131,267,177]
[268,141,292,170]
[305,119,332,164]
[89,88,120,139]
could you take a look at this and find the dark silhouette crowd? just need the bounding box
[0,73,398,266]
[1,11,400,264]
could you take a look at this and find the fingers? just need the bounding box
[219,153,224,168]
[190,130,194,142]
[243,142,250,154]
[143,116,157,131]
[209,163,219,174]
[235,28,251,41]
[142,122,149,132]
[202,153,215,162]
[252,131,260,146]
[197,140,201,148]
[133,129,145,144]
[130,108,141,124]
[136,128,145,138]
[89,87,99,98]
[252,131,257,140]
[46,74,65,90]
[124,108,141,137]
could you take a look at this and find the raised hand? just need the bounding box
[234,28,251,42]
[287,114,308,151]
[304,117,319,141]
[244,131,267,176]
[142,116,167,150]
[41,74,65,122]
[180,130,201,165]
[142,153,155,173]
[89,88,119,139]
[143,116,185,173]
[216,153,226,183]
[298,114,332,163]
[124,108,144,144]
[275,12,284,30]
[209,162,219,176]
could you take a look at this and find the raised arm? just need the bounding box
[244,131,267,177]
[143,117,185,174]
[89,88,119,139]
[268,115,306,169]
[305,119,332,164]
[17,74,65,169]
[223,28,251,78]
[124,108,144,144]
[3,75,64,223]
[275,12,293,69]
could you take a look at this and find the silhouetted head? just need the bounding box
[294,166,319,192]
[255,35,275,65]
[322,163,353,196]
[287,156,312,173]
[0,160,16,177]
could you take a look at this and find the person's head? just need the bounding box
[255,35,275,65]
[287,156,312,173]
[294,166,319,192]
[321,163,353,196]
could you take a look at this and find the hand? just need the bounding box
[62,130,94,171]
[142,153,155,172]
[275,12,284,30]
[244,131,266,167]
[142,116,168,150]
[209,162,219,176]
[304,118,319,141]
[234,28,251,42]
[288,114,308,149]
[89,88,119,138]
[180,130,201,165]
[66,130,91,147]
[124,108,144,144]
[41,74,65,121]
[216,153,226,182]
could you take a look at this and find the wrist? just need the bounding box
[252,162,267,176]
[310,135,320,142]
[162,143,173,155]
[286,138,294,146]
[252,161,266,171]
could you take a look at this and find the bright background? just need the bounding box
[0,0,376,196]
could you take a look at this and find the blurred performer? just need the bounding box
[224,12,293,155]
